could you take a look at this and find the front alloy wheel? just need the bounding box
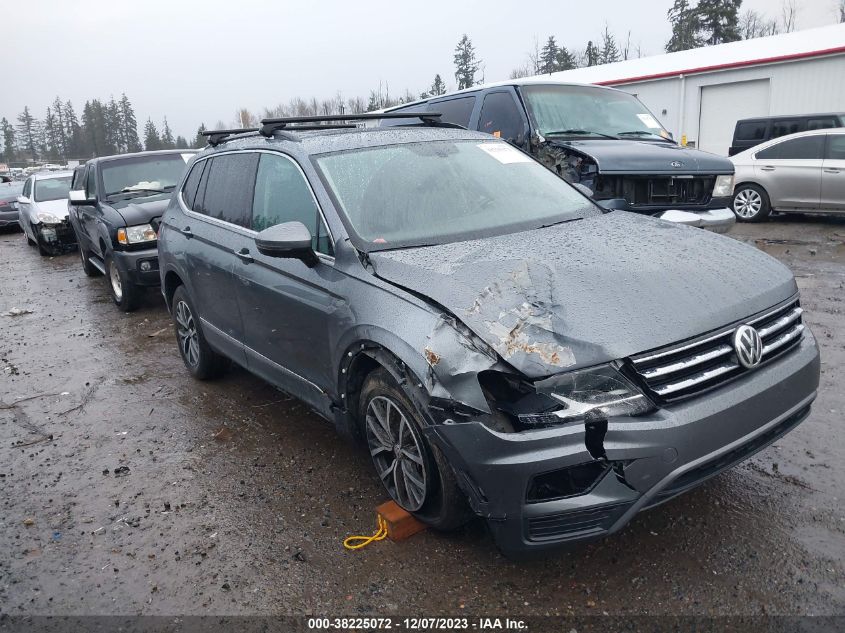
[732,184,771,222]
[365,395,428,511]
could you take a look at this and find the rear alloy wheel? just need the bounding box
[359,368,471,530]
[171,285,229,380]
[105,253,140,312]
[732,184,771,222]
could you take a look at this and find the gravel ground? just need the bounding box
[0,215,843,619]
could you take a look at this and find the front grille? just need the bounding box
[629,297,804,402]
[527,503,630,541]
[622,175,714,207]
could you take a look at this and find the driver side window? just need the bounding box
[251,153,333,256]
[22,178,32,198]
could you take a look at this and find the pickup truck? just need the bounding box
[383,80,736,232]
[68,150,195,311]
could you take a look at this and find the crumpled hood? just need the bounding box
[33,199,70,221]
[547,139,734,175]
[109,195,170,226]
[370,212,796,378]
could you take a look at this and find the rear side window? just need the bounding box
[22,178,32,198]
[477,92,524,142]
[181,160,206,210]
[771,119,803,139]
[756,136,824,160]
[252,153,332,255]
[199,153,259,228]
[807,117,837,131]
[85,168,97,198]
[827,135,845,160]
[735,121,766,141]
[430,96,476,128]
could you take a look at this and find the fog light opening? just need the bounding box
[140,261,152,272]
[526,460,612,503]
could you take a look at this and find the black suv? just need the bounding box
[384,81,737,232]
[157,115,818,555]
[68,150,195,311]
[729,113,845,156]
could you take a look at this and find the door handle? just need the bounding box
[180,226,193,238]
[760,166,775,171]
[823,168,840,174]
[233,247,254,263]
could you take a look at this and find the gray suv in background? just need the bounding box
[158,114,819,555]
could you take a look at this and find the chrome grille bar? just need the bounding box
[630,298,804,401]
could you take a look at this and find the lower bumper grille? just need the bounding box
[629,297,804,402]
[526,503,631,541]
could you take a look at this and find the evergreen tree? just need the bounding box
[174,135,189,149]
[63,100,82,157]
[666,0,704,52]
[194,123,207,149]
[43,107,63,160]
[539,36,560,74]
[585,41,600,66]
[453,34,481,90]
[161,118,175,149]
[599,26,621,64]
[143,119,161,151]
[429,74,447,96]
[697,0,742,45]
[105,98,122,154]
[555,46,577,71]
[51,97,67,158]
[1,118,15,162]
[16,106,39,160]
[119,94,141,152]
[81,100,102,157]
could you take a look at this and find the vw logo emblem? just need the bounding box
[670,161,684,168]
[733,324,763,369]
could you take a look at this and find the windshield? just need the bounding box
[102,154,192,198]
[522,84,672,141]
[314,139,598,251]
[34,176,71,202]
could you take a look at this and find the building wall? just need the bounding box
[609,53,845,156]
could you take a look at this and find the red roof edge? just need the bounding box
[597,46,845,86]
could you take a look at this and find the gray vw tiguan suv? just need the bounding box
[158,114,820,556]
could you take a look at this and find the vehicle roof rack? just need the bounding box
[201,128,259,147]
[258,111,444,137]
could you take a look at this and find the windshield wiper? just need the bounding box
[107,186,173,200]
[538,216,585,229]
[544,129,618,140]
[617,130,671,140]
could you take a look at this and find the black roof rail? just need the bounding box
[201,127,259,147]
[258,111,442,137]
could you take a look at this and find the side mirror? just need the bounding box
[69,189,95,205]
[572,183,594,198]
[254,221,318,267]
[16,195,30,205]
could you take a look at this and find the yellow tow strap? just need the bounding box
[343,515,389,550]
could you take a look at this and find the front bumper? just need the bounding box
[427,330,819,556]
[113,247,161,287]
[656,207,736,233]
[36,219,77,251]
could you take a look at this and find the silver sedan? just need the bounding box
[17,171,75,255]
[730,128,845,222]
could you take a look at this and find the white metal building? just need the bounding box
[543,24,845,156]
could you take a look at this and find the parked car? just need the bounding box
[0,180,24,232]
[382,81,736,233]
[17,172,75,254]
[158,116,819,556]
[68,150,196,311]
[729,113,845,156]
[730,128,845,222]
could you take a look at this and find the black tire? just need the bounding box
[359,367,471,531]
[78,240,100,277]
[171,285,229,380]
[104,252,141,312]
[732,184,771,223]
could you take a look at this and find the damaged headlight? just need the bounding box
[520,364,654,427]
[712,175,735,198]
[36,211,60,224]
[117,224,156,245]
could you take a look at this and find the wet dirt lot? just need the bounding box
[1,215,844,619]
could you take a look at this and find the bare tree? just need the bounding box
[781,0,798,32]
[509,64,534,79]
[526,35,542,74]
[838,0,845,22]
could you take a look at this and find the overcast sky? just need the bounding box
[4,0,840,140]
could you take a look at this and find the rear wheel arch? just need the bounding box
[163,270,184,311]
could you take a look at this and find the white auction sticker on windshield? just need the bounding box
[181,153,194,162]
[636,113,662,129]
[477,143,532,164]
